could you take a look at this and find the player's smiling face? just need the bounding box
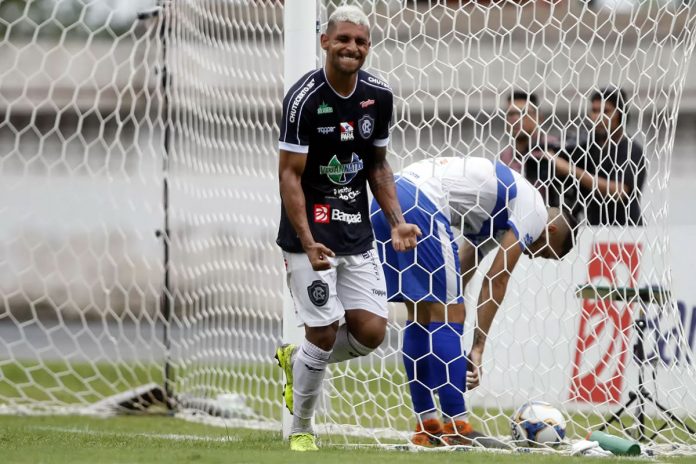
[321,21,371,75]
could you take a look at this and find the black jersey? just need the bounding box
[566,135,645,226]
[276,68,393,255]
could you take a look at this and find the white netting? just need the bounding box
[0,0,166,410]
[2,0,696,456]
[310,0,696,454]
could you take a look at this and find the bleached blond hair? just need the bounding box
[327,5,370,31]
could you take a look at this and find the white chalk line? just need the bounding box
[28,425,239,443]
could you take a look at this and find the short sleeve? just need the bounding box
[278,76,319,154]
[507,183,548,250]
[373,89,393,147]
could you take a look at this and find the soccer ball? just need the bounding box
[510,401,566,447]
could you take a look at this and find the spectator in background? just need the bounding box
[553,87,645,226]
[500,91,564,208]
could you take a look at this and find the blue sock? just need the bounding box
[402,321,436,415]
[429,322,468,419]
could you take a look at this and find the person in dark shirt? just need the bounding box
[274,5,420,451]
[552,87,646,226]
[499,91,563,208]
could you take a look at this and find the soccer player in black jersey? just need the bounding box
[274,5,421,451]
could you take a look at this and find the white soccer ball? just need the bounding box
[510,401,566,447]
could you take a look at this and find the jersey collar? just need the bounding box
[322,67,358,100]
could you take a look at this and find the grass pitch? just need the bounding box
[2,360,696,462]
[2,414,694,464]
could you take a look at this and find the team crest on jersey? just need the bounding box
[307,280,329,306]
[319,153,364,185]
[317,102,333,115]
[340,122,354,141]
[358,115,374,139]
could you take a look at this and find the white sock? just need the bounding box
[327,324,374,364]
[291,339,331,435]
[444,412,468,423]
[418,410,440,423]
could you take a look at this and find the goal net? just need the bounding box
[1,0,696,455]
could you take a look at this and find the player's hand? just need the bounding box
[467,348,483,390]
[390,223,421,252]
[304,242,335,271]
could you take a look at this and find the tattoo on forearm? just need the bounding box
[370,171,394,193]
[386,210,403,227]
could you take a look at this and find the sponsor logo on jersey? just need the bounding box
[367,76,390,88]
[314,204,330,223]
[524,233,534,247]
[358,115,374,139]
[333,186,360,202]
[360,99,375,108]
[288,79,315,124]
[331,208,362,224]
[340,121,354,141]
[317,102,333,115]
[307,279,329,306]
[319,153,364,185]
[317,126,335,135]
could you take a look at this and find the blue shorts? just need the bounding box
[370,177,463,304]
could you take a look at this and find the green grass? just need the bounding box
[2,359,696,461]
[0,359,163,405]
[1,414,695,464]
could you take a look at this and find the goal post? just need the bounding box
[281,0,318,439]
[2,0,696,456]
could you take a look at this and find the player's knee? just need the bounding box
[305,322,339,351]
[353,317,387,349]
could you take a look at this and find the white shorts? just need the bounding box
[283,249,388,328]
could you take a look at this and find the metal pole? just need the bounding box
[282,0,318,438]
[160,1,175,409]
[143,0,175,410]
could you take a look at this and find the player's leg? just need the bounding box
[278,252,343,450]
[409,208,469,444]
[404,300,436,422]
[328,249,388,363]
[402,300,445,446]
[427,302,473,444]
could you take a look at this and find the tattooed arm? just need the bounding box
[367,146,420,252]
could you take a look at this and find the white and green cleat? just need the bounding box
[289,433,318,451]
[274,343,296,414]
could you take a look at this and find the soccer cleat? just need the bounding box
[275,343,297,414]
[441,419,474,446]
[289,433,319,451]
[410,418,444,447]
[443,421,511,449]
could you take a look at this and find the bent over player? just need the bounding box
[275,6,420,451]
[371,157,576,447]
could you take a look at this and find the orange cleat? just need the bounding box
[411,418,444,448]
[442,419,474,446]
